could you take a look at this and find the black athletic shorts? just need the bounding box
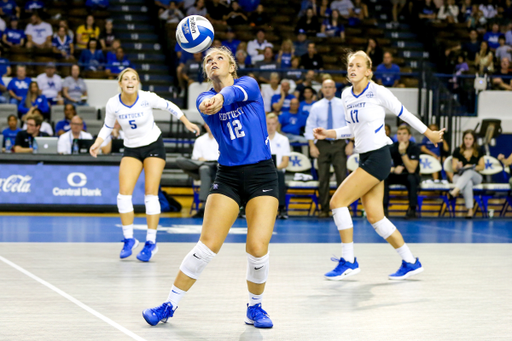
[210,158,279,207]
[359,145,391,181]
[123,135,166,162]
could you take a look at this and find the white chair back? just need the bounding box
[346,153,360,172]
[480,155,503,175]
[286,152,312,172]
[419,154,442,174]
[443,156,454,173]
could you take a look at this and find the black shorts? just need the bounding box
[359,145,391,181]
[123,135,166,162]
[210,159,279,207]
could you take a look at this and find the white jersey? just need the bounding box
[98,91,184,148]
[335,82,427,154]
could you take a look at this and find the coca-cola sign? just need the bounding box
[0,175,32,193]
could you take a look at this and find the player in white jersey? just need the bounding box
[89,68,199,261]
[314,51,445,280]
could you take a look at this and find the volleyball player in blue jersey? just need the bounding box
[143,46,278,329]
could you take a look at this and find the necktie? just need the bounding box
[327,101,333,130]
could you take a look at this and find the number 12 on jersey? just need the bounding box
[227,119,245,140]
[349,110,359,124]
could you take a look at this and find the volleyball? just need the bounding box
[176,15,214,54]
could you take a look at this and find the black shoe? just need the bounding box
[318,211,330,218]
[238,208,246,219]
[406,208,417,219]
[192,208,204,218]
[277,210,288,220]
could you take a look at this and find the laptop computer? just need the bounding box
[77,139,94,154]
[111,139,125,154]
[35,137,59,154]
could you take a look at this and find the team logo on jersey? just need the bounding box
[366,91,374,98]
[141,100,149,107]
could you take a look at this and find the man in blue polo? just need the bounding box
[7,65,30,105]
[376,51,402,88]
[106,47,133,78]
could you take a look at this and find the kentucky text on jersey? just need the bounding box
[346,102,366,109]
[119,112,144,119]
[219,107,244,121]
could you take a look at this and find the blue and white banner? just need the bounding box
[0,164,145,205]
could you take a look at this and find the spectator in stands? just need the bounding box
[391,0,407,24]
[320,9,346,41]
[449,129,484,219]
[445,29,480,63]
[159,2,184,23]
[414,0,437,23]
[212,39,222,48]
[366,38,384,66]
[296,8,320,37]
[21,109,53,135]
[261,72,281,113]
[63,65,89,106]
[277,39,294,69]
[384,125,421,218]
[254,46,279,84]
[52,26,74,60]
[278,98,308,143]
[57,115,92,154]
[106,47,132,78]
[459,0,473,23]
[484,22,502,50]
[181,52,204,85]
[223,1,248,26]
[385,123,391,137]
[466,4,486,33]
[284,56,303,83]
[451,54,469,89]
[79,38,106,71]
[106,39,121,63]
[55,104,87,136]
[19,82,49,120]
[7,65,30,105]
[376,52,403,88]
[56,19,74,42]
[2,17,25,47]
[85,0,110,10]
[25,12,52,49]
[0,0,20,17]
[316,0,331,18]
[475,40,494,73]
[176,123,219,218]
[155,0,172,17]
[300,42,324,70]
[330,0,355,19]
[492,57,512,90]
[438,0,459,23]
[479,0,497,20]
[294,69,317,100]
[187,0,207,16]
[298,86,316,117]
[506,22,512,46]
[271,79,295,113]
[37,63,63,105]
[76,15,100,50]
[221,27,240,56]
[24,0,45,13]
[99,19,117,51]
[495,35,512,62]
[249,4,269,27]
[175,43,193,97]
[0,77,6,103]
[2,115,21,152]
[206,0,228,24]
[14,113,49,153]
[421,123,450,181]
[351,0,368,25]
[247,28,273,64]
[0,48,10,77]
[293,29,309,57]
[235,49,249,74]
[266,113,291,219]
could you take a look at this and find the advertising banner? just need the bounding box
[0,164,145,205]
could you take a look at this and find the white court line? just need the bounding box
[0,255,147,341]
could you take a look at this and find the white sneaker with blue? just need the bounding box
[324,256,360,280]
[142,302,175,326]
[120,238,139,259]
[389,258,423,280]
[136,241,158,262]
[245,303,273,328]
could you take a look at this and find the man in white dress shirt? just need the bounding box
[305,79,353,217]
[176,123,219,218]
[57,115,92,154]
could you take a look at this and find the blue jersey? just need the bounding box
[4,28,25,45]
[0,0,17,16]
[0,57,9,76]
[24,0,45,10]
[2,127,21,149]
[197,76,271,166]
[7,77,31,98]
[52,35,73,56]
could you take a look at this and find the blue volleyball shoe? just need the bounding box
[245,304,273,328]
[389,258,424,280]
[120,238,139,259]
[324,257,360,280]
[136,241,158,262]
[142,302,175,326]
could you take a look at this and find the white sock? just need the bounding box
[248,292,263,307]
[146,229,157,243]
[396,244,415,263]
[341,242,354,263]
[167,285,186,309]
[122,224,133,239]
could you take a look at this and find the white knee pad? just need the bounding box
[179,241,216,280]
[246,253,269,284]
[117,194,133,214]
[372,217,396,239]
[145,195,161,215]
[332,207,353,230]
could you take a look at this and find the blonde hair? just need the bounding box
[266,113,278,120]
[346,50,373,82]
[117,68,141,92]
[202,46,238,81]
[281,39,293,53]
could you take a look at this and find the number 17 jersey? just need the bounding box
[197,76,271,167]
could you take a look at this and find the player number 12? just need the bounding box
[227,120,245,140]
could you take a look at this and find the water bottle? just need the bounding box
[72,139,79,154]
[32,138,38,154]
[5,138,11,153]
